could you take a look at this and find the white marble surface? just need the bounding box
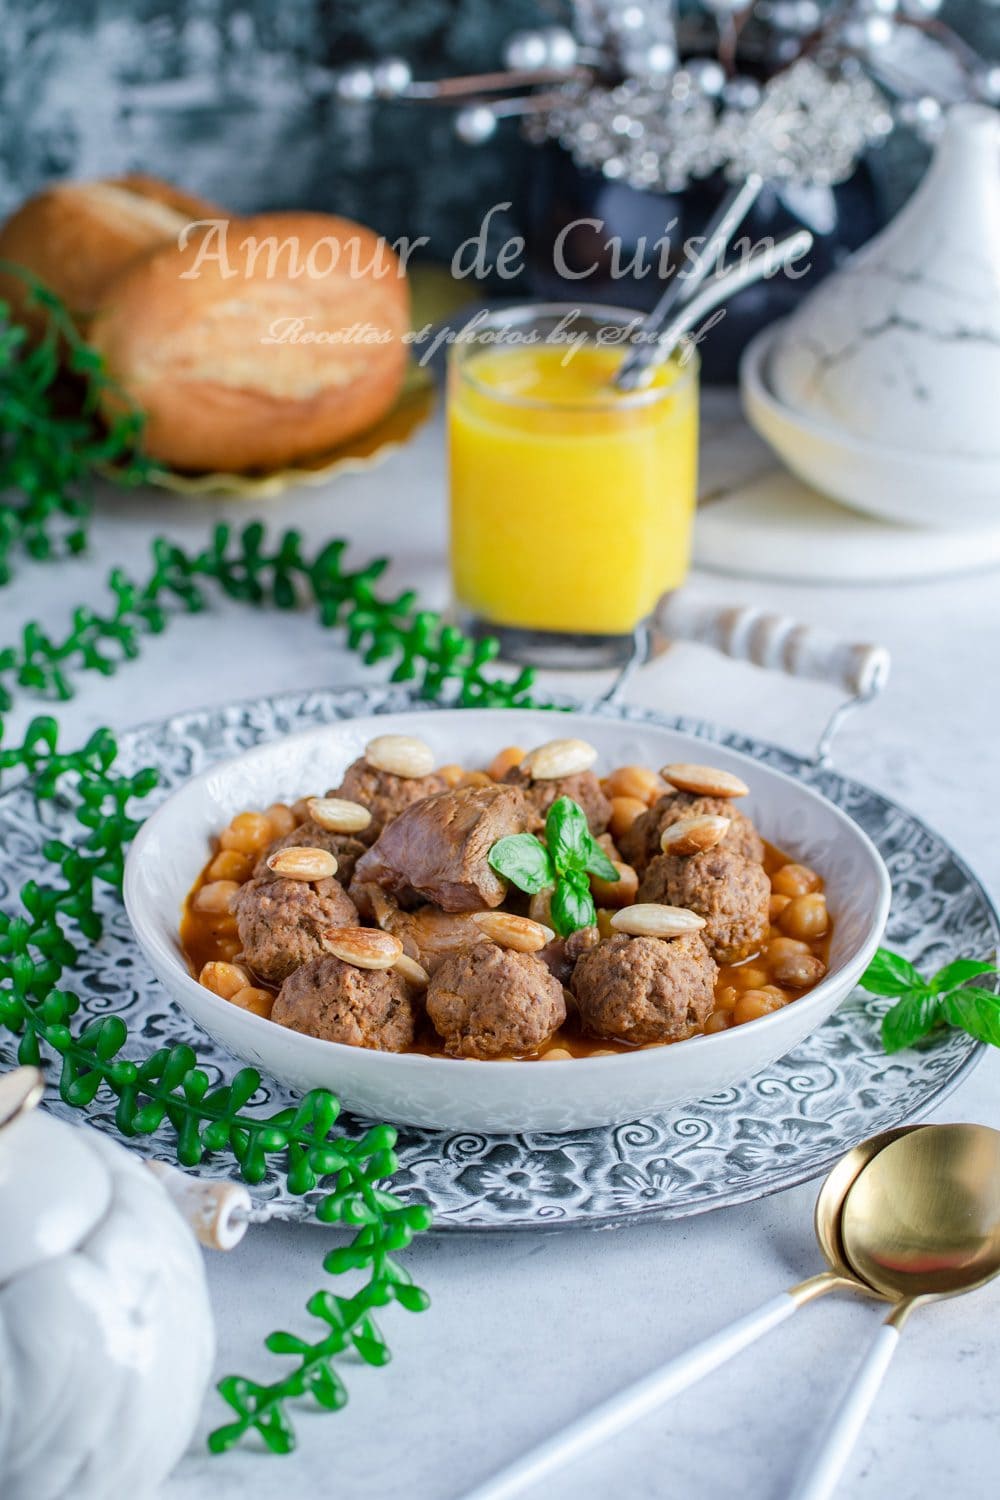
[5,392,999,1500]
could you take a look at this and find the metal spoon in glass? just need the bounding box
[788,1123,1000,1500]
[457,1128,907,1500]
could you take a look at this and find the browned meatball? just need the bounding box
[539,923,601,985]
[255,820,366,885]
[333,757,447,843]
[573,931,718,1045]
[619,792,764,873]
[273,955,417,1051]
[426,942,567,1059]
[638,847,769,964]
[230,875,358,984]
[502,766,612,836]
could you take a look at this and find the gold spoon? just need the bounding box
[458,1128,907,1500]
[788,1123,1000,1500]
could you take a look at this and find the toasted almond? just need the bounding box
[610,903,707,939]
[364,733,435,778]
[660,815,732,856]
[322,926,403,970]
[393,952,430,989]
[307,796,373,834]
[470,910,555,953]
[521,737,598,782]
[661,763,749,799]
[266,845,338,881]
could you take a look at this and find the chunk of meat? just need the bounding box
[502,765,611,836]
[230,875,358,984]
[572,931,718,1045]
[333,756,447,843]
[273,955,416,1051]
[255,819,366,885]
[354,783,531,913]
[426,942,567,1059]
[637,847,769,964]
[538,924,601,985]
[619,791,764,874]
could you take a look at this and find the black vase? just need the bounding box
[522,143,886,384]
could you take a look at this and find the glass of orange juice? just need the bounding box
[448,304,699,667]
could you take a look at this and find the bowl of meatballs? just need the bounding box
[123,708,890,1132]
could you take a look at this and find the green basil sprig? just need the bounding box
[489,795,618,937]
[861,947,1000,1052]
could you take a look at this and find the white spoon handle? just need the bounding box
[461,1281,830,1500]
[787,1317,903,1500]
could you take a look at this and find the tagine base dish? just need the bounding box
[1,687,992,1233]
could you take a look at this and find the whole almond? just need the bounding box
[471,911,555,952]
[266,846,338,881]
[660,815,732,856]
[521,738,598,781]
[393,953,430,989]
[307,796,373,834]
[661,763,749,799]
[610,903,707,938]
[364,734,436,778]
[322,927,404,970]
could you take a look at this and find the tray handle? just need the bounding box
[605,596,891,767]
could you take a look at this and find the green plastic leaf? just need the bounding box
[550,869,597,938]
[861,947,925,998]
[488,833,554,895]
[930,959,999,994]
[942,988,1000,1047]
[881,992,942,1053]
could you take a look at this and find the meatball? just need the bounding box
[273,955,416,1052]
[426,942,567,1059]
[538,923,601,985]
[255,820,366,885]
[637,847,769,964]
[333,757,447,843]
[573,931,718,1046]
[230,875,358,985]
[503,765,612,836]
[619,792,764,873]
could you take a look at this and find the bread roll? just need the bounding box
[0,176,224,330]
[89,211,410,473]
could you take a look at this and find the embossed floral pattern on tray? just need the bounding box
[0,687,993,1233]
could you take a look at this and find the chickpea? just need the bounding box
[715,984,739,1012]
[779,893,829,941]
[219,811,274,855]
[264,803,298,838]
[733,990,786,1025]
[604,765,664,806]
[458,770,492,789]
[529,888,554,926]
[193,879,240,913]
[229,986,275,1018]
[596,908,616,940]
[772,952,827,989]
[771,863,822,898]
[200,960,251,999]
[207,849,253,883]
[540,1047,573,1061]
[488,745,525,781]
[766,935,812,961]
[705,1009,735,1034]
[768,892,791,921]
[590,1048,620,1057]
[735,964,769,991]
[609,795,647,842]
[591,861,639,909]
[215,937,243,961]
[438,763,465,788]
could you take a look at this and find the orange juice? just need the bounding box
[448,328,698,641]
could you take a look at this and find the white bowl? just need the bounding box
[124,707,890,1133]
[741,324,1000,531]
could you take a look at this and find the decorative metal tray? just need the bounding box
[1,686,991,1232]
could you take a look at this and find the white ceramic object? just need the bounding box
[768,104,1000,464]
[0,1098,214,1500]
[741,323,1000,528]
[124,708,890,1134]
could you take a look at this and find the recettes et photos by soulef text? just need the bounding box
[181,735,832,1062]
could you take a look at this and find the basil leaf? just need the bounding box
[545,796,591,874]
[931,959,1000,994]
[861,948,925,998]
[488,834,554,895]
[583,834,619,882]
[550,869,597,937]
[942,988,1000,1047]
[881,992,942,1053]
